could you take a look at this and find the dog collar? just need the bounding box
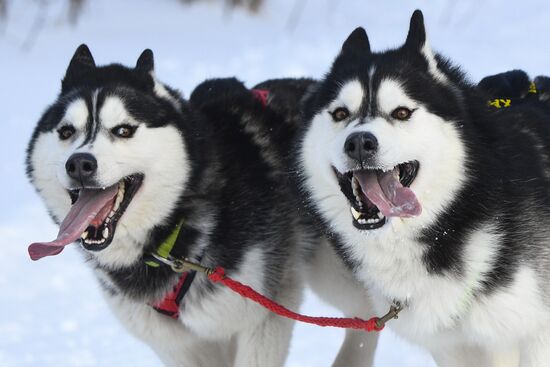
[145,219,198,319]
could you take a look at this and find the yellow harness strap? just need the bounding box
[488,81,538,109]
[145,219,184,267]
[528,81,538,95]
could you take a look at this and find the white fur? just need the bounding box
[104,289,231,367]
[306,240,378,367]
[301,78,467,237]
[62,98,89,130]
[421,41,449,85]
[328,79,364,114]
[30,94,190,269]
[102,247,301,367]
[150,71,182,110]
[31,98,90,224]
[301,76,550,366]
[30,88,304,366]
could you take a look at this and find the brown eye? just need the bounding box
[57,125,75,140]
[391,107,413,121]
[112,124,137,138]
[330,107,350,122]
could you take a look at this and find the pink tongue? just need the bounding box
[28,185,118,261]
[354,169,421,218]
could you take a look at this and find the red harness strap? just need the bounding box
[251,89,269,107]
[153,271,195,319]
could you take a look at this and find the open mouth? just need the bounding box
[334,161,421,230]
[28,174,143,260]
[71,174,143,251]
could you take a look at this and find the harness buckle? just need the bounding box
[149,252,214,275]
[171,258,215,275]
[375,301,403,329]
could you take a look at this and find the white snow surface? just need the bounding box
[1,0,549,365]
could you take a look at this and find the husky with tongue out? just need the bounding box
[26,45,306,367]
[298,10,550,367]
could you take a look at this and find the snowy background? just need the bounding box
[1,0,549,366]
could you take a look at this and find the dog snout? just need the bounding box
[65,153,98,182]
[344,132,378,162]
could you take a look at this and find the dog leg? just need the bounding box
[104,291,229,367]
[232,265,302,367]
[306,240,378,367]
[233,313,295,367]
[430,344,494,367]
[332,327,379,367]
[519,328,550,367]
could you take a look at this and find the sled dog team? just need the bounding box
[27,10,550,367]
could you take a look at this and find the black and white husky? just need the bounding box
[26,45,307,367]
[296,10,550,366]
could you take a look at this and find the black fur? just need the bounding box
[27,47,304,306]
[478,69,532,99]
[295,10,550,298]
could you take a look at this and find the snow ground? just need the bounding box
[1,0,549,365]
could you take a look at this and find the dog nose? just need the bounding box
[344,132,378,161]
[65,153,97,181]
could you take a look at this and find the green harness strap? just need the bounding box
[145,219,184,267]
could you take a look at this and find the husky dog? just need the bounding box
[26,45,306,367]
[296,10,550,366]
[250,78,381,367]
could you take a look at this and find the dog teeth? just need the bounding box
[351,177,363,207]
[354,211,385,226]
[108,180,126,217]
[102,227,109,239]
[83,237,106,245]
[351,206,362,220]
[81,231,88,240]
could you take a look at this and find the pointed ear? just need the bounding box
[342,27,371,55]
[65,44,95,78]
[404,10,426,50]
[135,49,154,73]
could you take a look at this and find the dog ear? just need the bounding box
[64,44,95,79]
[62,44,95,92]
[136,49,154,73]
[342,27,371,55]
[404,9,443,78]
[404,10,426,50]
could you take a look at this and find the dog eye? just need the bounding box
[57,125,75,140]
[112,124,137,138]
[391,107,414,121]
[330,107,350,122]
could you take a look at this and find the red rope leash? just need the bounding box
[208,266,385,332]
[162,258,400,331]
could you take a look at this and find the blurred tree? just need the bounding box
[3,0,265,49]
[182,0,263,13]
[68,0,85,25]
[0,0,6,18]
[2,0,264,28]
